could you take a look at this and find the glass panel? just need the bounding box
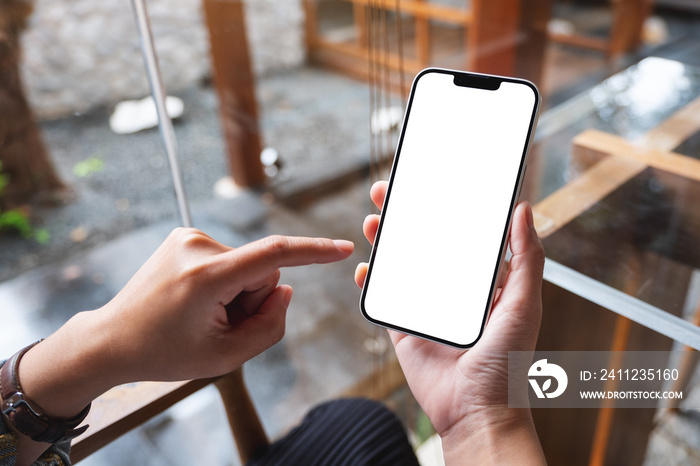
[521,57,700,320]
[541,167,700,314]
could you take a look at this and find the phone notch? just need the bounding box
[453,73,501,91]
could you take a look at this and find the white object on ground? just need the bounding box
[260,147,279,167]
[642,16,669,46]
[547,18,575,36]
[109,95,184,134]
[370,106,403,134]
[214,176,243,199]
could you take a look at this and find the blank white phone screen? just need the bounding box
[362,71,537,347]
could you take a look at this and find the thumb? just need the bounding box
[226,285,293,360]
[489,202,544,349]
[506,202,545,295]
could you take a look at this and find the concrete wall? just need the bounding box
[20,0,305,120]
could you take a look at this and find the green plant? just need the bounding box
[0,163,8,194]
[0,161,50,244]
[73,155,104,178]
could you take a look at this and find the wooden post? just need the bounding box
[215,367,269,464]
[515,0,552,88]
[588,254,639,466]
[202,0,265,188]
[303,0,319,53]
[468,0,521,75]
[414,0,430,67]
[608,0,653,60]
[665,299,700,412]
[354,2,368,48]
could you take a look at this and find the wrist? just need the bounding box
[16,309,126,419]
[440,408,545,465]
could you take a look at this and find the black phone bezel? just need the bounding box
[359,67,540,349]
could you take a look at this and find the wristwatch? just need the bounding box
[0,341,91,443]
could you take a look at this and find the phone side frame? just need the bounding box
[359,67,541,349]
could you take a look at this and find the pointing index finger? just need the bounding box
[222,235,354,283]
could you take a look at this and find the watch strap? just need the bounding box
[1,341,90,443]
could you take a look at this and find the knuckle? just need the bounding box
[163,229,212,283]
[170,228,214,253]
[312,237,328,250]
[170,227,198,240]
[177,262,207,283]
[261,235,290,256]
[180,231,208,248]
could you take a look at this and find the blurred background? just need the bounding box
[1,0,700,464]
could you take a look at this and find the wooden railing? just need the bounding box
[548,0,654,60]
[303,0,550,88]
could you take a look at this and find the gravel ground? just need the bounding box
[0,68,374,283]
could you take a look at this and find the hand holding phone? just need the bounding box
[360,68,540,348]
[356,192,546,463]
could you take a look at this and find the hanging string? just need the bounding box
[364,0,410,407]
[391,0,412,431]
[380,5,393,180]
[367,0,380,192]
[368,0,384,402]
[394,0,407,104]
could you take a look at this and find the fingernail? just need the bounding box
[283,286,293,307]
[524,202,535,230]
[333,239,355,253]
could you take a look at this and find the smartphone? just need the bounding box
[360,68,539,348]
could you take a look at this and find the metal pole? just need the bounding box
[130,0,193,228]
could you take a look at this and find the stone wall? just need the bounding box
[20,0,305,120]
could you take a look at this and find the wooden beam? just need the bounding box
[202,0,266,188]
[307,49,413,97]
[572,95,700,173]
[345,0,471,25]
[573,129,700,183]
[532,154,647,239]
[72,379,214,462]
[637,95,700,151]
[548,31,609,53]
[311,39,423,77]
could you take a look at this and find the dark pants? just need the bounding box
[247,398,421,466]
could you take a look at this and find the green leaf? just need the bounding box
[73,156,104,178]
[0,161,8,197]
[0,209,33,237]
[34,228,51,244]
